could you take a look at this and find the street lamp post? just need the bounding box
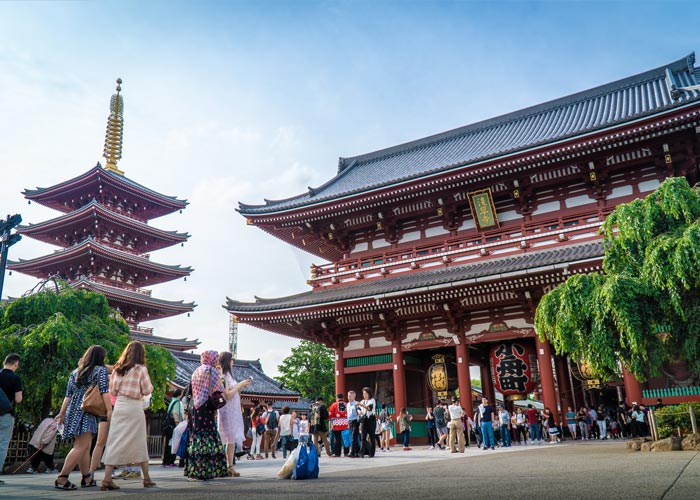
[0,213,22,300]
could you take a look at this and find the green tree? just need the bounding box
[275,340,334,403]
[535,177,700,381]
[0,285,174,421]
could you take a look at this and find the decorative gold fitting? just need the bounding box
[665,154,672,164]
[589,171,597,181]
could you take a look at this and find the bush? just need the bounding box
[654,403,700,438]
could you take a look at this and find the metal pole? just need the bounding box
[690,405,698,434]
[0,223,9,300]
[648,408,658,441]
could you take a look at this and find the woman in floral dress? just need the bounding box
[55,345,111,490]
[217,351,251,477]
[186,350,229,481]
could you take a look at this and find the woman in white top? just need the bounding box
[359,387,377,457]
[278,406,294,459]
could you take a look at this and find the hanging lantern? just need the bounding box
[571,358,602,389]
[490,341,537,401]
[427,354,458,398]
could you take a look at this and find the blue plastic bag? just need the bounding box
[307,443,319,479]
[341,429,352,449]
[293,443,309,480]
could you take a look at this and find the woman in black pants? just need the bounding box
[426,407,438,448]
[359,387,377,457]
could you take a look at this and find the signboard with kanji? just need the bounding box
[467,188,500,231]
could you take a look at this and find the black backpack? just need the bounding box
[161,399,177,434]
[266,410,278,430]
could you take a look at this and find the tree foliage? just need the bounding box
[0,285,174,421]
[275,340,334,403]
[535,177,700,381]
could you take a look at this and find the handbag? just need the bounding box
[208,390,226,410]
[284,437,298,451]
[81,371,108,417]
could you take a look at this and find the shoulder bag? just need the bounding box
[81,368,108,417]
[206,368,226,410]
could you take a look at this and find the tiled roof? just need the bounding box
[18,200,189,249]
[24,164,188,208]
[130,332,200,350]
[171,351,300,398]
[226,240,604,312]
[73,278,196,313]
[240,53,700,215]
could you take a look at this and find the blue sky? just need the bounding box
[0,0,697,375]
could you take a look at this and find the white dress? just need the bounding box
[217,373,245,448]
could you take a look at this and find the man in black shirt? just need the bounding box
[0,353,23,482]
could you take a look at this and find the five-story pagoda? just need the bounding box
[8,80,198,351]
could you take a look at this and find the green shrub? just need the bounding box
[653,403,700,438]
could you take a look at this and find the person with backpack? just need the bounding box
[310,396,331,458]
[433,401,448,450]
[328,393,349,457]
[161,389,183,466]
[262,402,279,459]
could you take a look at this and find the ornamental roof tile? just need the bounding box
[239,53,700,215]
[170,351,300,398]
[225,240,604,313]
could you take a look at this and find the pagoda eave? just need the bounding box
[8,238,193,287]
[17,200,189,252]
[24,165,188,220]
[129,332,200,352]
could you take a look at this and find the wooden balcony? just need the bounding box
[310,207,614,288]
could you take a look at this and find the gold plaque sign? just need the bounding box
[467,188,500,231]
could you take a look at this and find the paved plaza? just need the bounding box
[0,440,698,499]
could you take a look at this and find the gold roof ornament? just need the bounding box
[103,78,125,175]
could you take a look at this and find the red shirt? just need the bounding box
[328,400,349,431]
[526,408,539,425]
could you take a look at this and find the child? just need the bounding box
[299,414,310,445]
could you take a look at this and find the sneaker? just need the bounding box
[117,470,129,479]
[45,468,59,474]
[402,447,412,451]
[125,471,141,480]
[26,467,35,474]
[491,447,495,450]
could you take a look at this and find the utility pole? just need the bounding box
[0,213,22,300]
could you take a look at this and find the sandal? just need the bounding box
[143,480,157,488]
[81,473,96,487]
[100,481,121,491]
[54,475,77,490]
[228,467,240,477]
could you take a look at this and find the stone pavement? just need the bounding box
[0,440,698,499]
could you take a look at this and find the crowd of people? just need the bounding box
[0,345,668,490]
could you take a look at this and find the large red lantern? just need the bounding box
[490,342,537,400]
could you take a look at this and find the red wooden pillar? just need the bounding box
[555,356,573,414]
[455,339,472,412]
[392,340,407,412]
[334,345,346,398]
[535,336,559,422]
[480,363,496,407]
[622,367,643,406]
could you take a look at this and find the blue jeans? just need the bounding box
[402,428,411,447]
[529,423,541,442]
[481,422,495,448]
[280,435,294,459]
[0,414,13,471]
[500,424,511,446]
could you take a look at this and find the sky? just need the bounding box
[0,0,697,377]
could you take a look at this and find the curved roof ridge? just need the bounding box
[338,53,695,169]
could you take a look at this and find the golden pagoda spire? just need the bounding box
[103,78,125,175]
